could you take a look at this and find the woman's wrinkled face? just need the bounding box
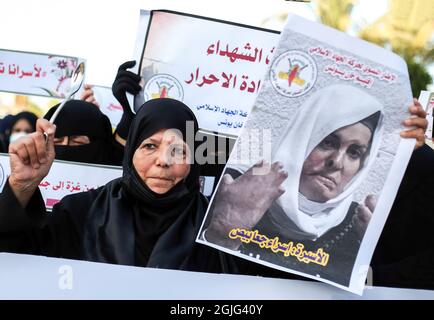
[132,129,191,194]
[299,122,372,203]
[11,119,33,134]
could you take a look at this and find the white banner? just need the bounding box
[132,10,279,136]
[0,49,85,98]
[0,154,122,210]
[91,85,124,128]
[1,252,433,299]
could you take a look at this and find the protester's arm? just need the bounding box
[0,178,46,233]
[8,119,56,208]
[112,61,142,146]
[0,178,86,258]
[372,251,434,290]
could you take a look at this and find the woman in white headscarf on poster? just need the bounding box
[202,84,385,286]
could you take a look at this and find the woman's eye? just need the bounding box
[319,137,336,150]
[347,146,363,160]
[143,143,157,150]
[172,146,185,157]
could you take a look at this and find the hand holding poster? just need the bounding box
[197,14,414,295]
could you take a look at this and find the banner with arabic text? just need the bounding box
[0,154,121,210]
[132,10,279,136]
[91,85,124,129]
[0,49,85,98]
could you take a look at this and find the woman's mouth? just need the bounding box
[150,177,174,182]
[315,174,337,190]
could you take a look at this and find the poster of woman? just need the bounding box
[197,14,415,295]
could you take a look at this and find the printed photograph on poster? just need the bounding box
[132,10,279,136]
[197,14,414,295]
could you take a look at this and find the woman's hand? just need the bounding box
[205,161,288,250]
[352,194,377,240]
[401,99,427,149]
[112,60,142,143]
[112,60,142,113]
[8,119,56,207]
[80,84,99,107]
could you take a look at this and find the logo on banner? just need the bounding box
[144,74,184,101]
[270,50,317,97]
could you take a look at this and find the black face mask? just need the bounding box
[54,142,105,164]
[44,100,114,165]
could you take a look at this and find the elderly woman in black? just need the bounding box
[0,98,229,271]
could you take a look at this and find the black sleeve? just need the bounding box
[372,251,434,290]
[99,135,124,167]
[0,179,46,233]
[371,144,434,290]
[0,180,85,259]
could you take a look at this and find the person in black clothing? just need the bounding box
[0,98,233,272]
[0,112,38,152]
[8,111,38,142]
[0,115,15,153]
[38,61,141,165]
[371,143,434,290]
[44,100,124,165]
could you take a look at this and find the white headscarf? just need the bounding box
[269,84,384,240]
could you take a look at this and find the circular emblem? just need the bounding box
[269,50,317,98]
[144,74,184,101]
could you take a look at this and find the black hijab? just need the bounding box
[44,100,119,165]
[81,98,210,269]
[0,114,16,152]
[10,111,38,133]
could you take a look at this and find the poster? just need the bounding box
[197,14,414,295]
[91,85,124,129]
[132,10,279,136]
[0,49,85,98]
